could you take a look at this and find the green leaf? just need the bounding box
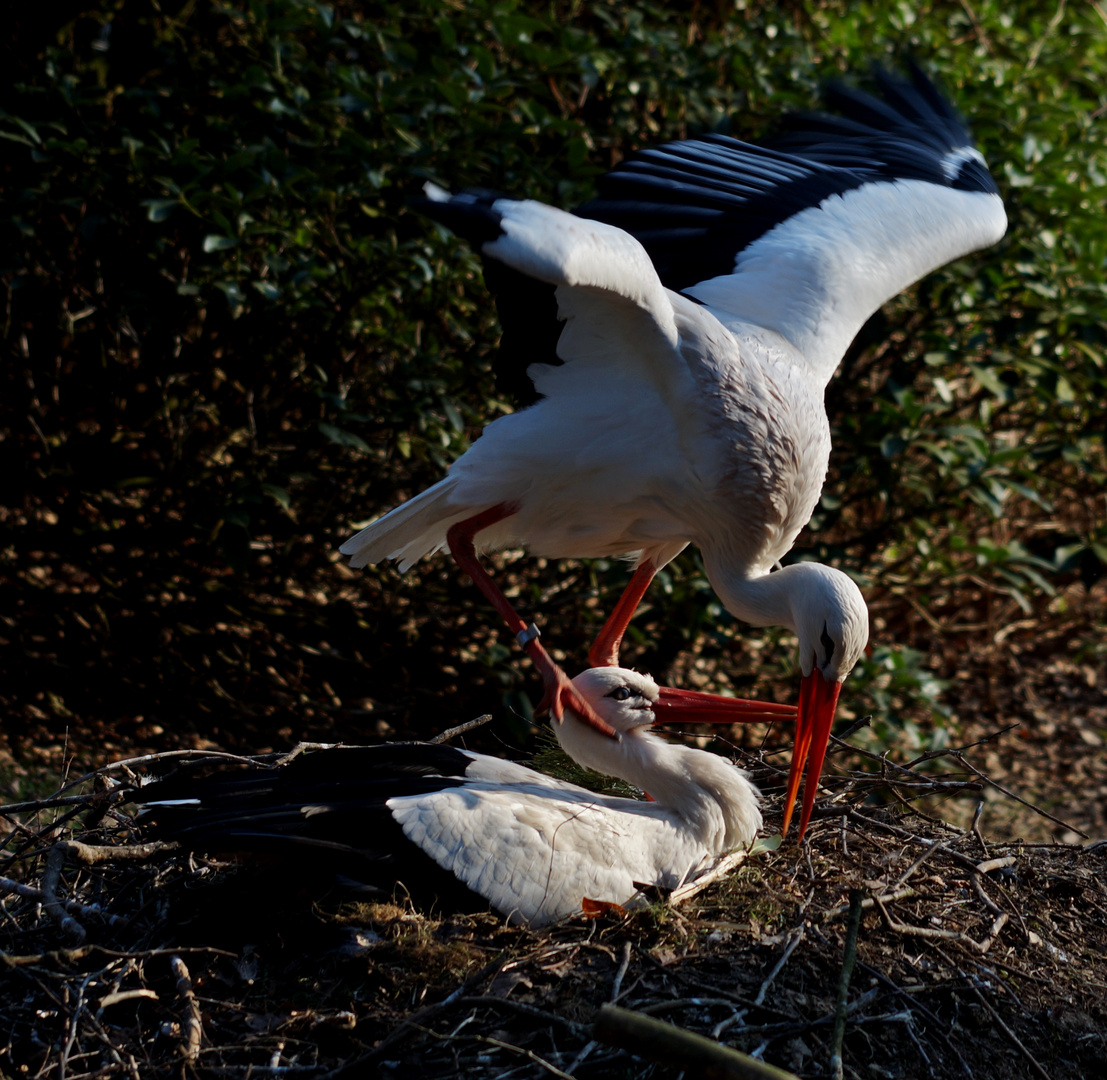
[319,423,369,451]
[203,234,238,253]
[142,199,179,222]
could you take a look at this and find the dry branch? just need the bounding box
[969,982,1054,1080]
[41,839,179,942]
[171,956,203,1064]
[829,890,863,1080]
[594,1004,800,1079]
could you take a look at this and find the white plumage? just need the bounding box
[340,64,1007,836]
[139,667,784,926]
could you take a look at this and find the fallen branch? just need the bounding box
[969,981,1053,1080]
[874,896,1007,955]
[594,1003,800,1079]
[42,839,179,943]
[430,715,494,744]
[829,890,863,1080]
[171,955,203,1064]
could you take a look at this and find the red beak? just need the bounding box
[780,670,841,839]
[653,686,797,724]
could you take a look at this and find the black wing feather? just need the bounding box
[135,744,492,912]
[423,63,998,406]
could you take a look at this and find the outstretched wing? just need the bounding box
[420,188,698,408]
[578,63,1006,385]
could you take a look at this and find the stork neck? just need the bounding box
[555,721,760,851]
[706,562,806,634]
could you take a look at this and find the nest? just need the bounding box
[2,736,1106,1079]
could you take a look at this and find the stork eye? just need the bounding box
[607,686,633,702]
[820,624,835,669]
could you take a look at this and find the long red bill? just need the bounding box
[653,685,797,725]
[780,670,842,839]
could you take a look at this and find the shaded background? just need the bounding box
[2,1,1105,832]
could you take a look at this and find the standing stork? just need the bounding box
[340,64,1006,837]
[137,668,790,927]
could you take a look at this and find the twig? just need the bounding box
[975,856,1016,876]
[59,973,92,1080]
[889,840,948,892]
[832,894,863,1080]
[828,715,873,746]
[447,995,588,1032]
[669,849,750,905]
[430,714,493,744]
[971,801,989,857]
[568,941,633,1073]
[610,940,633,1001]
[977,913,1009,953]
[273,741,340,766]
[0,875,129,930]
[171,955,203,1063]
[874,896,1007,955]
[829,890,863,1080]
[324,952,511,1075]
[969,982,1053,1080]
[970,873,1003,917]
[36,749,274,804]
[0,790,126,816]
[471,1033,577,1079]
[1025,0,1067,72]
[847,813,1011,878]
[594,1004,800,1079]
[42,840,180,942]
[955,757,1089,838]
[754,926,804,1006]
[856,962,974,1078]
[639,997,757,1017]
[903,724,1021,764]
[97,988,159,1011]
[820,888,918,922]
[0,944,236,968]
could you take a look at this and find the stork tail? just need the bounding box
[339,476,466,570]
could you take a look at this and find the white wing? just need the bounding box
[578,65,1007,386]
[422,189,701,413]
[388,783,709,927]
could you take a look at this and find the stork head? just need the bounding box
[570,666,797,734]
[558,666,796,777]
[780,563,869,839]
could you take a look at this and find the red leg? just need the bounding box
[591,559,796,728]
[588,561,658,668]
[446,505,618,739]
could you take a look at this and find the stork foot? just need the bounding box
[581,897,628,919]
[533,655,619,739]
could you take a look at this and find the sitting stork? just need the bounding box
[137,668,794,926]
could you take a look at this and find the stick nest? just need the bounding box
[2,740,1106,1080]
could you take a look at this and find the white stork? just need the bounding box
[340,64,1007,836]
[138,668,790,927]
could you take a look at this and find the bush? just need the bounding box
[2,0,1104,760]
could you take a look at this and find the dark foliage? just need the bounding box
[2,0,1104,773]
